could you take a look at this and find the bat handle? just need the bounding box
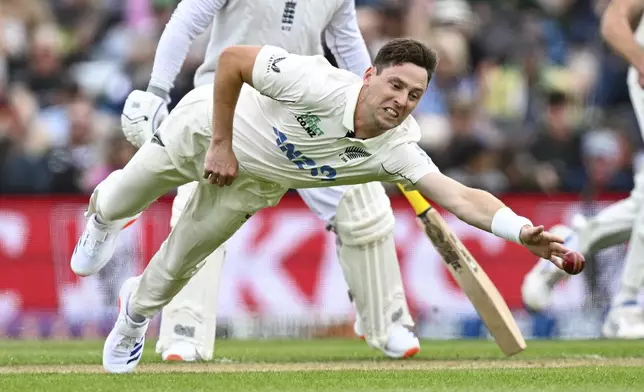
[396,183,432,216]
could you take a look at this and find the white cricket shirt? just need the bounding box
[149,0,371,92]
[178,45,438,190]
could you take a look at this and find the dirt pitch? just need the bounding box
[2,357,644,374]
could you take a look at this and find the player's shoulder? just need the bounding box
[390,114,422,144]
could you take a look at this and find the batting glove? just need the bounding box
[121,90,169,148]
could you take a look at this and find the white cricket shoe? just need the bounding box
[160,341,203,362]
[354,320,420,358]
[521,224,573,312]
[103,276,149,373]
[70,214,122,277]
[381,324,420,358]
[602,302,644,339]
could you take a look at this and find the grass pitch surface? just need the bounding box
[1,339,643,391]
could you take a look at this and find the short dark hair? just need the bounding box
[373,38,438,82]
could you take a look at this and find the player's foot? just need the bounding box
[103,276,149,373]
[381,324,420,359]
[602,301,644,339]
[355,320,419,358]
[160,341,203,362]
[70,213,121,276]
[521,224,573,312]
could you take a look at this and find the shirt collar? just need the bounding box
[342,82,363,132]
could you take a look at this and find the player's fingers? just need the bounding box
[225,175,236,186]
[549,242,568,254]
[549,255,563,270]
[203,169,212,180]
[541,232,564,244]
[216,174,227,187]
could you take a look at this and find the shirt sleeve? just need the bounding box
[148,0,226,94]
[381,143,440,185]
[251,45,327,105]
[324,0,371,76]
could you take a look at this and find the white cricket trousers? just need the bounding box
[93,114,287,319]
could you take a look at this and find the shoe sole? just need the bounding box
[402,346,420,358]
[164,354,185,362]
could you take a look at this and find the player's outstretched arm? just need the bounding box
[414,172,569,261]
[601,0,644,74]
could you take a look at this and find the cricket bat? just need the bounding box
[397,184,527,356]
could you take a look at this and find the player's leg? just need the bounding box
[521,173,640,312]
[155,181,226,361]
[602,80,644,338]
[71,140,191,276]
[298,183,419,358]
[103,176,285,373]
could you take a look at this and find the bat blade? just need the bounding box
[397,185,526,356]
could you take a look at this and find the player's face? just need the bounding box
[363,63,428,130]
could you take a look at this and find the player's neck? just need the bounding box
[353,91,385,140]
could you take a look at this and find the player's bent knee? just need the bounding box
[93,170,143,226]
[334,182,395,245]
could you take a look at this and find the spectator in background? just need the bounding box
[43,93,103,193]
[0,86,51,193]
[83,130,137,192]
[443,137,510,194]
[13,24,67,108]
[527,90,584,192]
[579,129,635,196]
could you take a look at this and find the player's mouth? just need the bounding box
[384,107,399,119]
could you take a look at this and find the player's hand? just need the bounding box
[121,90,169,148]
[203,140,239,187]
[519,225,568,261]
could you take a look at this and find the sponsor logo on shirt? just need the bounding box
[270,56,286,73]
[339,146,372,162]
[295,114,324,137]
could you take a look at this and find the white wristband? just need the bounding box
[491,207,533,245]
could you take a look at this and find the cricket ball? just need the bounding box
[562,251,585,275]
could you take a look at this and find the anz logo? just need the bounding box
[339,146,372,162]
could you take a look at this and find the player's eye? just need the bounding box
[390,82,401,90]
[409,93,419,101]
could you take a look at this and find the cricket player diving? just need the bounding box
[522,0,644,338]
[69,37,575,373]
[93,0,424,361]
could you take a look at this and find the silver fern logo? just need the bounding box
[339,146,372,162]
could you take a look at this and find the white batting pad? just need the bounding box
[334,182,413,349]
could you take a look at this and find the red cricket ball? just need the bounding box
[562,251,585,275]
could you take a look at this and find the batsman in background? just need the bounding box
[522,0,644,338]
[75,0,422,361]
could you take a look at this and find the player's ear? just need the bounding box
[363,66,376,83]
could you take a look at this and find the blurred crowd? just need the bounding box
[0,0,640,196]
